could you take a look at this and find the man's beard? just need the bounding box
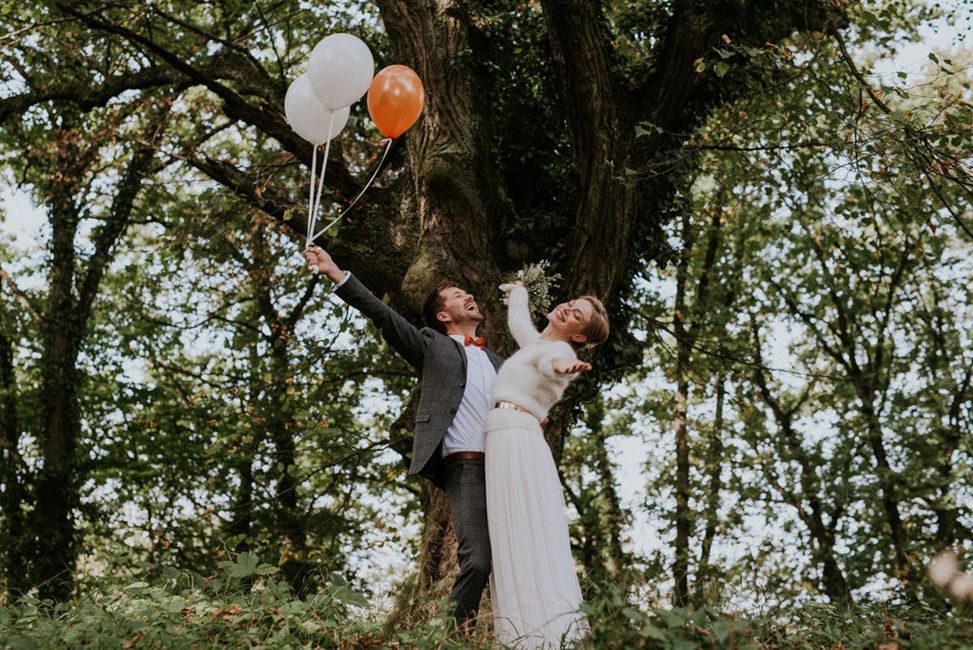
[453,309,484,325]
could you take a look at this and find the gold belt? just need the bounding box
[494,400,536,418]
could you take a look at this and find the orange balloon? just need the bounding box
[367,65,425,138]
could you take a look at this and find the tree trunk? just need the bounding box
[859,400,913,587]
[934,373,970,548]
[670,203,724,607]
[672,381,691,607]
[0,324,28,595]
[693,376,725,605]
[587,397,628,586]
[671,210,693,607]
[924,294,969,549]
[561,395,629,591]
[226,449,254,554]
[31,136,84,600]
[750,333,852,604]
[25,118,160,601]
[267,332,311,595]
[371,0,514,619]
[244,220,323,595]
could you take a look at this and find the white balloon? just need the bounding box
[307,33,374,110]
[284,74,350,144]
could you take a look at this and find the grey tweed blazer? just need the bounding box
[335,273,504,489]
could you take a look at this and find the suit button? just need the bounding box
[460,382,466,387]
[450,407,457,414]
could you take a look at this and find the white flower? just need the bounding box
[928,550,959,588]
[502,261,562,319]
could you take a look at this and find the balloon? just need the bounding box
[285,74,350,144]
[308,33,374,110]
[367,65,425,138]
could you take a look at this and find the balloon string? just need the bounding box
[311,138,392,242]
[307,112,336,248]
[305,144,318,247]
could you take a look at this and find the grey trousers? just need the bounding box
[443,458,491,629]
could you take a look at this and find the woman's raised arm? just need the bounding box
[501,283,539,348]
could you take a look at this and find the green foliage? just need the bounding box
[0,561,479,649]
[612,0,973,607]
[2,567,968,648]
[746,601,973,649]
[582,580,759,649]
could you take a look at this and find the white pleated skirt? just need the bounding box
[485,407,588,648]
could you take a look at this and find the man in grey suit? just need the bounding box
[304,246,502,632]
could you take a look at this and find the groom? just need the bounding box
[303,246,502,632]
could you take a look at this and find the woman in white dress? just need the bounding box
[486,282,610,648]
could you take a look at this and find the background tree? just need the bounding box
[0,21,172,593]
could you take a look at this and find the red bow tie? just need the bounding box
[464,335,485,348]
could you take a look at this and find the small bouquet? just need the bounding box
[501,260,562,320]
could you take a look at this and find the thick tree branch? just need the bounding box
[539,0,617,183]
[0,49,271,125]
[149,4,275,88]
[76,114,166,327]
[0,64,176,123]
[55,2,325,175]
[185,153,305,225]
[0,265,44,324]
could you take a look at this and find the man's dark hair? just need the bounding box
[422,281,461,334]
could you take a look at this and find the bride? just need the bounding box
[487,282,609,648]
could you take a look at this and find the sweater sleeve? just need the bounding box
[537,342,577,380]
[507,285,539,348]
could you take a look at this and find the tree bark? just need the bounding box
[918,285,970,549]
[587,397,628,586]
[0,321,28,595]
[671,202,724,607]
[226,447,254,555]
[810,232,916,590]
[693,376,725,605]
[29,121,86,600]
[561,394,630,591]
[671,355,691,607]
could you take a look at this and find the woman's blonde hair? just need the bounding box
[575,295,609,349]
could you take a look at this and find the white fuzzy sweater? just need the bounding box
[490,286,579,419]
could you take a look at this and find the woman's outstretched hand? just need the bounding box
[553,359,592,375]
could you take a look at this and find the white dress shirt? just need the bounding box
[334,270,351,288]
[442,334,497,456]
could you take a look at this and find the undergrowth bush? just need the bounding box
[1,557,971,648]
[0,553,482,649]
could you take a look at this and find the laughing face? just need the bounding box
[546,298,595,345]
[436,286,484,331]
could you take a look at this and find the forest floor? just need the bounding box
[1,561,971,649]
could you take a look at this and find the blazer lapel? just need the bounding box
[486,350,503,372]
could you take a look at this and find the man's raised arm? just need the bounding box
[304,247,430,371]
